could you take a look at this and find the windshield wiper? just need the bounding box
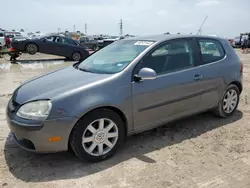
[78,67,93,73]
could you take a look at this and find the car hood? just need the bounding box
[13,66,112,104]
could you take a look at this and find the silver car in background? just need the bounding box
[6,35,243,162]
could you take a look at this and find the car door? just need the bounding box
[38,36,57,54]
[49,36,70,56]
[195,38,227,110]
[132,38,205,130]
[80,37,89,48]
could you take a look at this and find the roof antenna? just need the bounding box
[196,16,208,35]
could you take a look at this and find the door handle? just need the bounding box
[194,74,203,81]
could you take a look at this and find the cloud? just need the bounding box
[157,10,167,17]
[1,0,250,38]
[179,23,195,28]
[195,0,220,6]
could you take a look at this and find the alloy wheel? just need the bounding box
[223,89,238,114]
[82,118,119,156]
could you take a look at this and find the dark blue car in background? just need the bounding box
[11,35,90,61]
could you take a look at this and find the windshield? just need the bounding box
[78,40,154,74]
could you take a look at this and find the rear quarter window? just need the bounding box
[198,39,225,65]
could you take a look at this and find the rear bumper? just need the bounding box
[6,108,78,153]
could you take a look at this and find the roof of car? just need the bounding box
[124,34,224,42]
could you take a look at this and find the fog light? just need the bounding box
[48,136,62,142]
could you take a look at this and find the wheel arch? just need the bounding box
[229,81,242,94]
[68,106,128,150]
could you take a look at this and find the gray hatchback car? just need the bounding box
[6,35,243,162]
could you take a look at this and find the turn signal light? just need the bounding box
[48,136,62,142]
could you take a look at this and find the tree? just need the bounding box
[20,29,24,32]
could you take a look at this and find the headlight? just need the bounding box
[17,100,52,120]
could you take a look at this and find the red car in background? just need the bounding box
[5,36,11,48]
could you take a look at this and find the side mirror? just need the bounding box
[134,68,157,81]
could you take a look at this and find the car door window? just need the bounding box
[54,37,62,43]
[44,36,54,42]
[62,38,76,45]
[198,39,225,65]
[142,40,194,75]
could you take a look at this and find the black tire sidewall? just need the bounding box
[219,85,240,117]
[70,109,125,162]
[72,52,81,61]
[26,44,37,55]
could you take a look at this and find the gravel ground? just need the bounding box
[0,51,250,188]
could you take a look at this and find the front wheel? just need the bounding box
[69,109,125,162]
[212,84,240,118]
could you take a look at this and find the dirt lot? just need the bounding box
[0,51,250,188]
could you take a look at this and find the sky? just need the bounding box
[1,0,249,38]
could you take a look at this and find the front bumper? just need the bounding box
[6,100,78,153]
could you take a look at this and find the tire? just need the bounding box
[70,109,125,162]
[71,52,81,61]
[92,44,98,51]
[26,43,38,55]
[212,84,240,118]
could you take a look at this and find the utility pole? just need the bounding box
[119,19,123,37]
[85,23,87,34]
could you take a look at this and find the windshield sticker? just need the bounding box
[134,41,154,46]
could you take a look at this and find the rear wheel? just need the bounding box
[71,52,81,61]
[26,43,38,55]
[212,84,240,118]
[70,109,125,162]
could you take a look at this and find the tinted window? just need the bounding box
[54,37,62,43]
[199,39,225,65]
[62,38,76,45]
[141,40,194,75]
[44,36,54,42]
[0,33,4,37]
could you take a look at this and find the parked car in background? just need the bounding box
[12,35,27,42]
[232,36,241,48]
[5,32,22,42]
[94,36,104,48]
[103,36,124,47]
[0,32,6,49]
[6,35,242,162]
[11,35,89,61]
[79,36,99,51]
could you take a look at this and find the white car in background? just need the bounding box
[0,32,6,49]
[5,32,22,42]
